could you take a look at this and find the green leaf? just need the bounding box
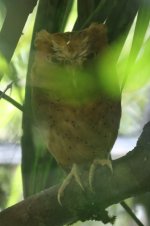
[121,1,150,90]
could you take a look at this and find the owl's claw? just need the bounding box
[58,163,84,205]
[89,159,113,192]
[58,160,113,204]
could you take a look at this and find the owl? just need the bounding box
[31,23,121,204]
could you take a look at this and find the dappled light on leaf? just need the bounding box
[118,37,150,92]
[98,9,150,95]
[119,5,150,92]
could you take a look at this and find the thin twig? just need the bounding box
[0,90,23,111]
[0,81,14,100]
[120,201,144,226]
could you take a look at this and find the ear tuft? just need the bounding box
[86,23,108,52]
[34,30,52,49]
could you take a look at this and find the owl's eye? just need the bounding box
[87,52,96,60]
[51,57,71,66]
[52,57,60,64]
[46,54,52,62]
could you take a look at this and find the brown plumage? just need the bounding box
[31,23,121,202]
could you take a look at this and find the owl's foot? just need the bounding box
[89,159,112,192]
[58,163,84,205]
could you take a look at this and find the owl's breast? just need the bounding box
[32,87,121,171]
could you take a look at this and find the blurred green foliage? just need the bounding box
[6,165,22,208]
[0,166,15,209]
[0,5,37,142]
[33,63,113,106]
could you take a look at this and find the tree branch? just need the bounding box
[0,121,150,226]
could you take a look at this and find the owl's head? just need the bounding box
[34,23,107,66]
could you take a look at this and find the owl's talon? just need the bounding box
[58,163,84,205]
[89,159,113,192]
